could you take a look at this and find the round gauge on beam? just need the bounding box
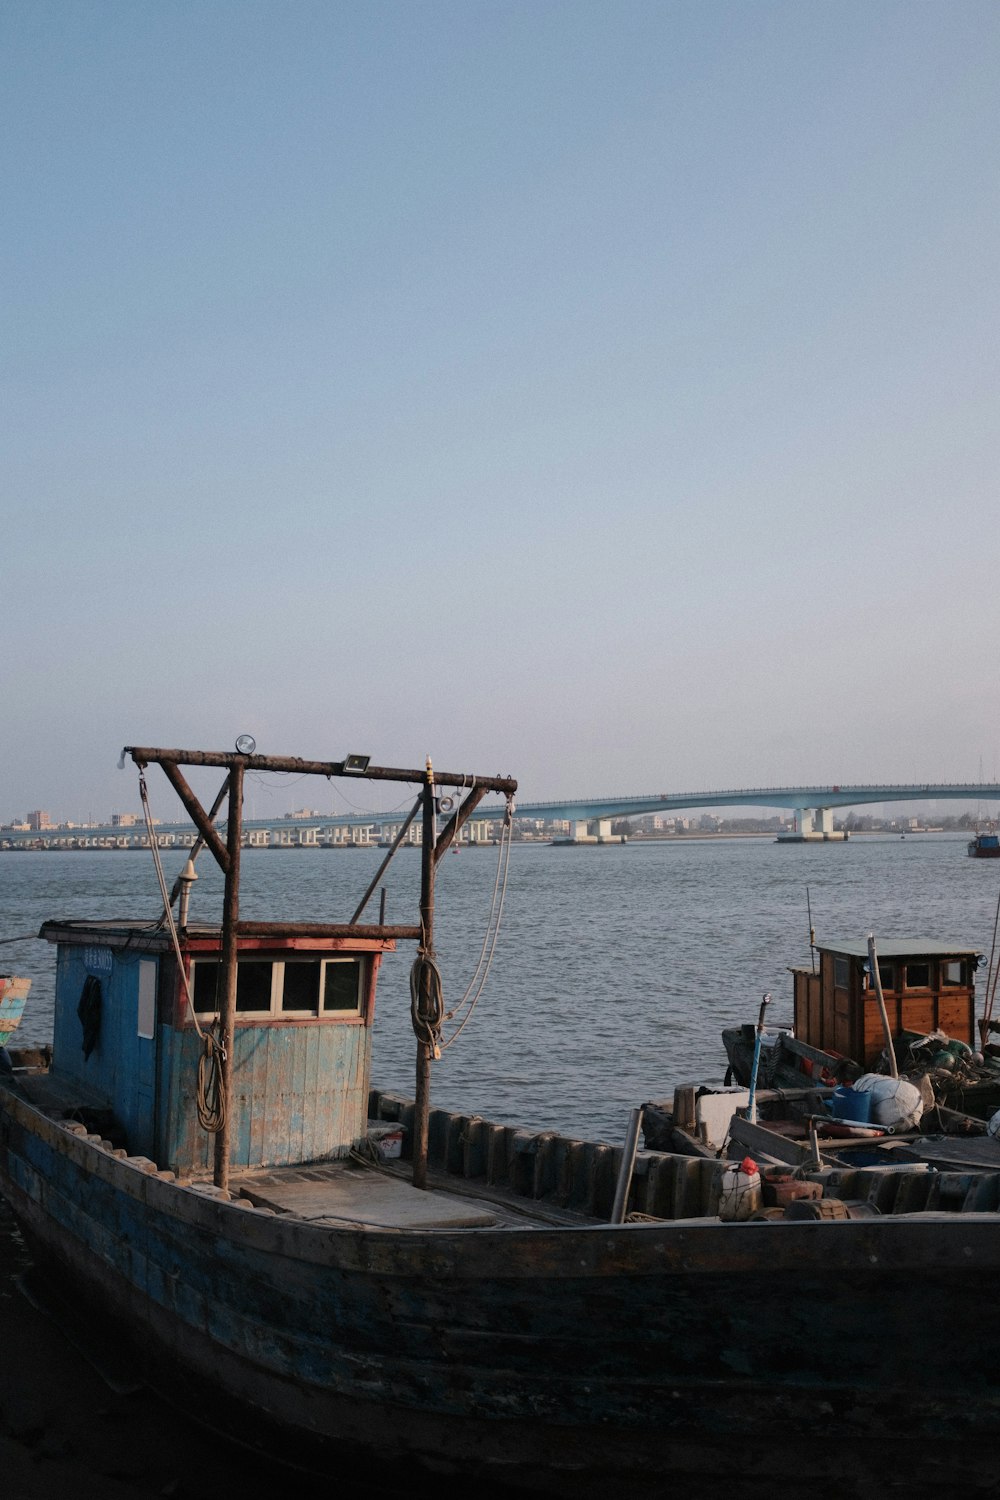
[235,735,256,756]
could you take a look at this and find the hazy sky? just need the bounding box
[4,1,999,822]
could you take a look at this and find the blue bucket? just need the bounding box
[828,1085,871,1124]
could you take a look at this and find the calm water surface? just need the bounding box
[3,835,999,1143]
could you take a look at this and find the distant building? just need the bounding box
[26,811,51,830]
[111,813,138,827]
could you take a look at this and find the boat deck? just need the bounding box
[893,1135,1000,1172]
[235,1157,598,1230]
[237,1161,506,1230]
[6,1064,593,1231]
[6,1063,120,1128]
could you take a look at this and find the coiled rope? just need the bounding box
[410,951,445,1059]
[138,770,226,1134]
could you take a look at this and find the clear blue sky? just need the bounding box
[4,1,999,821]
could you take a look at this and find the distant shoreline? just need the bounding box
[0,828,966,854]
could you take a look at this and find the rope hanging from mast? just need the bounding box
[409,951,445,1060]
[138,768,226,1134]
[407,791,515,1056]
[441,793,515,1049]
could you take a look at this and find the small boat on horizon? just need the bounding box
[969,826,1000,857]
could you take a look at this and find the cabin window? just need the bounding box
[875,962,895,992]
[192,957,365,1018]
[137,960,157,1039]
[280,960,323,1013]
[833,957,850,988]
[193,962,221,1013]
[903,962,931,989]
[235,961,276,1013]
[323,959,364,1012]
[193,959,275,1015]
[942,960,965,987]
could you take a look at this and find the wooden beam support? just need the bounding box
[213,763,243,1191]
[235,922,420,941]
[126,746,516,797]
[413,773,437,1191]
[167,777,229,906]
[433,785,489,864]
[158,761,231,874]
[350,799,422,923]
[727,1116,818,1168]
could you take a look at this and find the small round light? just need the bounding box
[235,734,256,755]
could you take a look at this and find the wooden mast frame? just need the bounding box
[125,746,517,1192]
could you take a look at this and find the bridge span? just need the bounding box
[3,784,997,850]
[507,783,1000,843]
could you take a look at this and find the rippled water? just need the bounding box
[3,835,999,1143]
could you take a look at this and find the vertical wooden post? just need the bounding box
[610,1107,644,1224]
[867,932,898,1079]
[213,762,244,1190]
[412,762,436,1190]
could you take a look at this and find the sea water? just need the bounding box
[2,834,998,1144]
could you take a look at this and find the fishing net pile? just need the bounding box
[896,1030,1000,1102]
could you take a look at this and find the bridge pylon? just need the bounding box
[776,806,849,843]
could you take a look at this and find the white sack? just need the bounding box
[852,1073,924,1131]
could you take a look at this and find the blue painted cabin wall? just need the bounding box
[50,941,374,1176]
[51,945,158,1156]
[159,1020,372,1177]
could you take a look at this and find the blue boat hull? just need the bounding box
[4,1085,1000,1492]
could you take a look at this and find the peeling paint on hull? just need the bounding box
[4,1086,1000,1493]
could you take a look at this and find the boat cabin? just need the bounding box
[791,938,980,1069]
[40,919,393,1177]
[29,743,516,1198]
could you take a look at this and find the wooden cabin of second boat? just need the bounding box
[791,939,979,1068]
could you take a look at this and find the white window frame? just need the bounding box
[191,955,364,1018]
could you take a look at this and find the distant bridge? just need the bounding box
[507,783,1000,843]
[3,784,997,850]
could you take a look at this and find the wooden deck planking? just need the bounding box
[238,1163,501,1230]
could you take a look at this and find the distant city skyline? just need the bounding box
[6,783,999,837]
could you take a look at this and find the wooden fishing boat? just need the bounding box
[0,975,30,1047]
[7,746,1000,1494]
[723,936,1000,1123]
[969,827,1000,857]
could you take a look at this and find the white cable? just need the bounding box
[441,800,514,1049]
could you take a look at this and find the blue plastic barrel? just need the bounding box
[829,1085,871,1123]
